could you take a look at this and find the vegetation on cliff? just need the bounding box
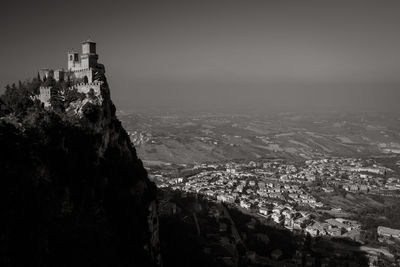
[0,76,160,266]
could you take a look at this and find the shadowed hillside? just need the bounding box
[0,75,161,266]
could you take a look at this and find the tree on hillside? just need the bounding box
[82,102,100,122]
[65,88,85,104]
[43,76,56,87]
[65,76,72,87]
[50,87,64,113]
[1,82,33,116]
[26,76,42,95]
[88,88,96,100]
[0,98,10,117]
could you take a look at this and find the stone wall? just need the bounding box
[70,68,94,83]
[39,69,54,81]
[69,81,103,95]
[54,70,64,81]
[39,86,51,107]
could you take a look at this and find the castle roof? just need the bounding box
[82,39,95,44]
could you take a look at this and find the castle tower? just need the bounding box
[80,40,98,69]
[68,51,79,70]
[39,86,51,107]
[39,68,54,80]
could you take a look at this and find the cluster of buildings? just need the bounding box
[127,130,151,146]
[377,226,400,240]
[154,157,400,240]
[279,158,397,195]
[304,218,360,239]
[153,157,400,266]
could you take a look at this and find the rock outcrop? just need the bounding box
[0,77,161,266]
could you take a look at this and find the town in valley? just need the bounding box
[120,111,400,266]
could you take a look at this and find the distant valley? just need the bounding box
[119,111,400,165]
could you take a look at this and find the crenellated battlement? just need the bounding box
[72,81,103,87]
[71,68,91,73]
[69,81,103,94]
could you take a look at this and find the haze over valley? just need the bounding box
[119,111,400,166]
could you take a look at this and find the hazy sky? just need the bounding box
[1,0,400,113]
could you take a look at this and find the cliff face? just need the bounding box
[0,79,161,266]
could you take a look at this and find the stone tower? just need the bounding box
[39,86,51,107]
[80,40,98,69]
[68,51,79,71]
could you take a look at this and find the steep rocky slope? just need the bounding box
[0,78,161,266]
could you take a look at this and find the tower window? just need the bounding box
[70,55,73,60]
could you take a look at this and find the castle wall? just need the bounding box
[54,70,64,81]
[80,56,89,69]
[68,62,82,72]
[39,69,54,81]
[69,81,102,95]
[71,68,94,83]
[80,55,98,70]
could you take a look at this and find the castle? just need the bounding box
[38,40,105,107]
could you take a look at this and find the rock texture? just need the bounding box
[0,79,161,266]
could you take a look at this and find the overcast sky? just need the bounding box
[1,0,400,113]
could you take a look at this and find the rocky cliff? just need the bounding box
[0,77,161,266]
